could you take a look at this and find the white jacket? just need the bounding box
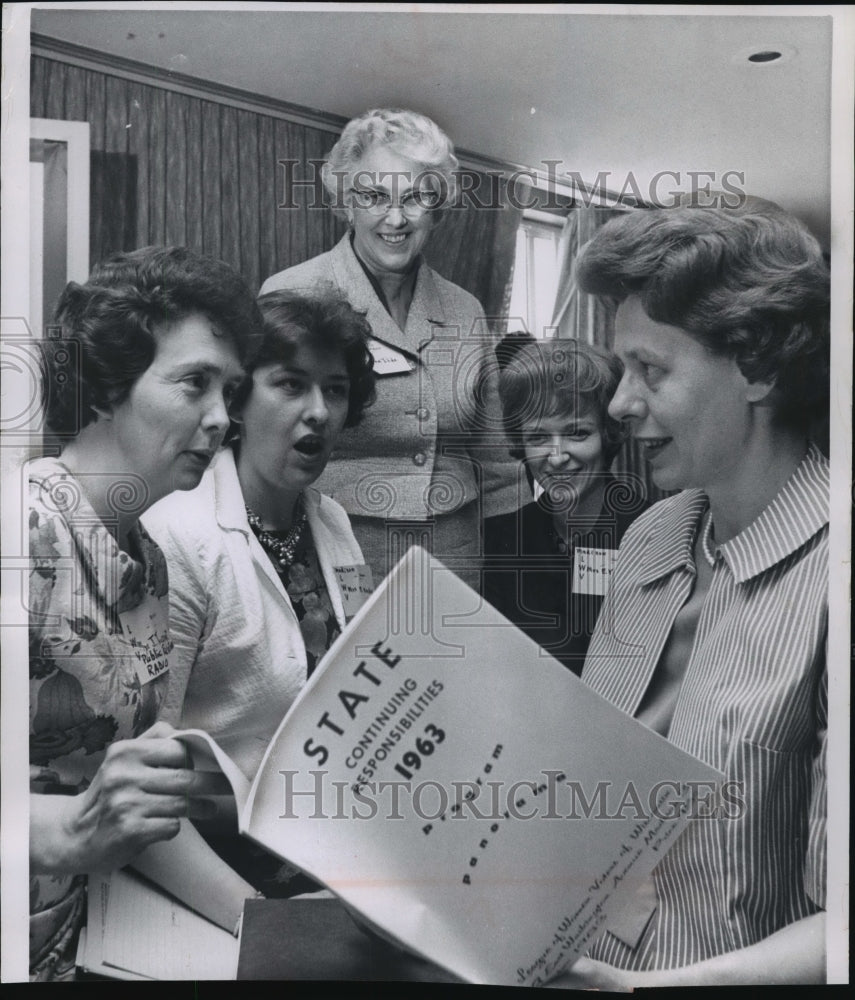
[142,448,368,778]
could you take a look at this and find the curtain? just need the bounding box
[550,206,671,505]
[423,170,523,331]
[551,207,624,347]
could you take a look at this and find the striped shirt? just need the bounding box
[582,444,828,970]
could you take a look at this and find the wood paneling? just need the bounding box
[200,99,223,260]
[237,108,261,291]
[126,80,150,246]
[219,104,241,270]
[184,96,203,253]
[165,90,188,247]
[256,112,278,285]
[147,86,168,246]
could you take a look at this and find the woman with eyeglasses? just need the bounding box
[261,108,519,590]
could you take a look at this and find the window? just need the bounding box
[506,211,564,338]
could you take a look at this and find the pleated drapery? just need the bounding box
[423,170,522,328]
[550,207,626,348]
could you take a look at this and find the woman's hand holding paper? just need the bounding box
[31,722,230,876]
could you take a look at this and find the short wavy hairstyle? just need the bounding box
[232,286,376,434]
[496,332,628,463]
[575,206,830,432]
[41,246,263,437]
[321,107,459,211]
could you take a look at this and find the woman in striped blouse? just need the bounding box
[559,204,829,986]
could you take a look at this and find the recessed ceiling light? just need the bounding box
[733,44,796,66]
[748,50,782,63]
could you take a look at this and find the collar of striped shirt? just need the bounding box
[638,443,829,587]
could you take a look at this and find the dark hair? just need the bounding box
[41,246,263,436]
[232,287,376,432]
[496,332,627,463]
[575,207,830,432]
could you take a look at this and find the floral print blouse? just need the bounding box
[28,458,172,979]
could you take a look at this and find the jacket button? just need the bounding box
[413,453,427,466]
[415,407,430,421]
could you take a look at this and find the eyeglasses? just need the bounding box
[348,187,441,217]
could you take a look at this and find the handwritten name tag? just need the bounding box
[118,601,173,685]
[334,563,375,619]
[572,547,618,598]
[368,338,415,375]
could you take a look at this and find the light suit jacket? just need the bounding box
[143,448,367,778]
[260,235,521,521]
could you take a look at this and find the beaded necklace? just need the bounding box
[245,495,308,570]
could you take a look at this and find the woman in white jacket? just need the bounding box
[144,288,376,784]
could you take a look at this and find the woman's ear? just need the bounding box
[744,379,776,404]
[734,357,776,405]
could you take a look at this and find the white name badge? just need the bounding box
[368,338,415,375]
[334,563,375,619]
[572,547,619,598]
[118,600,173,685]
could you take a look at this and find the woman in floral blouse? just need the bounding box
[28,246,262,979]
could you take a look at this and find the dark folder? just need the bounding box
[236,897,460,982]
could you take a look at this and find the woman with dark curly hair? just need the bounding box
[558,205,830,987]
[143,288,376,778]
[29,245,262,980]
[143,286,376,897]
[482,334,648,674]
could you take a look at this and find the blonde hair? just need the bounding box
[322,108,458,210]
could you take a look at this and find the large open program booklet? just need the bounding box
[176,545,721,986]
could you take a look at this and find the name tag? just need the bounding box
[118,601,173,685]
[334,563,375,619]
[572,547,618,598]
[368,338,415,375]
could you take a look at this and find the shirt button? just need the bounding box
[415,407,430,421]
[413,453,427,466]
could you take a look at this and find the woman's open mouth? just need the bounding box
[294,435,325,458]
[378,233,407,246]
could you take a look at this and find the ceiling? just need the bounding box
[30,6,836,247]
